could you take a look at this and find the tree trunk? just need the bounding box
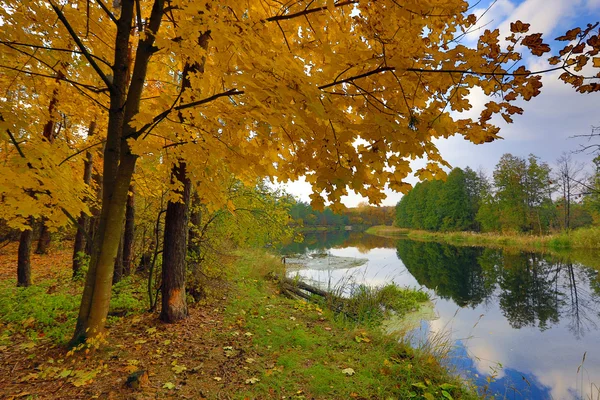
[35,220,51,255]
[73,130,95,277]
[17,228,33,287]
[188,192,201,273]
[72,153,137,344]
[85,197,101,256]
[160,162,191,323]
[113,230,125,284]
[70,0,166,345]
[122,185,135,276]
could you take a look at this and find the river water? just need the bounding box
[281,231,600,400]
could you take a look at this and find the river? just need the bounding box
[281,231,600,400]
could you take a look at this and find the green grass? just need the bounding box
[0,270,146,345]
[365,225,409,237]
[326,282,430,326]
[224,250,479,400]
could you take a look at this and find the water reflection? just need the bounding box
[282,230,399,254]
[395,240,495,308]
[283,232,600,399]
[396,240,600,337]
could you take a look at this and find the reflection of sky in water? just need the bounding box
[288,239,600,400]
[291,247,422,291]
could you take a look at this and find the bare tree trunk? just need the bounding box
[122,185,135,276]
[17,227,33,287]
[160,162,191,323]
[35,220,51,255]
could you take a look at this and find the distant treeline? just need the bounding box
[289,202,395,229]
[396,153,600,234]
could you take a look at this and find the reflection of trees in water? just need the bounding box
[280,231,397,254]
[395,240,495,308]
[559,262,599,338]
[497,253,560,331]
[395,240,600,336]
[280,230,350,254]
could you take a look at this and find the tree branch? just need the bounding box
[0,41,112,67]
[319,66,393,89]
[318,64,578,90]
[0,64,107,93]
[58,139,107,166]
[130,89,244,140]
[49,1,115,93]
[265,0,358,22]
[6,129,26,158]
[95,0,118,25]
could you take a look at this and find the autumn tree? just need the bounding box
[1,0,599,344]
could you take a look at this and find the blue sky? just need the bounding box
[284,0,600,207]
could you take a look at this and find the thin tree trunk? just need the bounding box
[122,185,135,276]
[17,227,33,287]
[113,230,125,284]
[73,148,94,277]
[160,162,191,323]
[188,192,201,273]
[73,122,96,277]
[35,220,51,254]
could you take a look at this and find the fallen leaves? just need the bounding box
[171,361,187,374]
[162,381,176,390]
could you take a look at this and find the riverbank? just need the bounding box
[366,225,600,251]
[0,245,478,399]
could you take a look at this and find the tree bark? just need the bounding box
[160,162,191,323]
[122,185,135,276]
[35,220,51,254]
[85,185,101,257]
[17,227,33,287]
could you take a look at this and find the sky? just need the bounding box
[283,0,600,207]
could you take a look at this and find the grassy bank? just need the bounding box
[366,225,600,251]
[221,251,478,399]
[0,245,479,399]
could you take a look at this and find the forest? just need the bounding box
[1,0,599,398]
[395,153,600,234]
[289,202,395,229]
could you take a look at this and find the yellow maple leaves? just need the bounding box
[1,0,599,214]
